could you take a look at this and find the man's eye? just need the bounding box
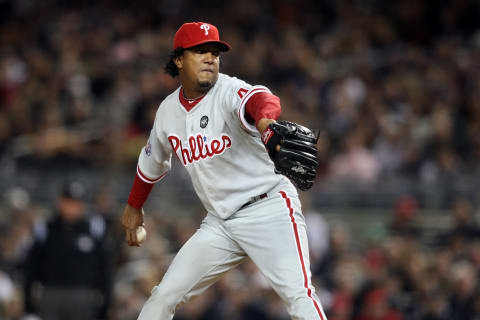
[195,49,219,56]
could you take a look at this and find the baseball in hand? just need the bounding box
[136,226,147,243]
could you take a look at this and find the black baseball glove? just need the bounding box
[262,120,318,191]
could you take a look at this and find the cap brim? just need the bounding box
[183,40,231,52]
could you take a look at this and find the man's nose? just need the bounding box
[203,52,215,63]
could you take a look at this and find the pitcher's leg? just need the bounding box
[138,216,245,320]
[229,190,327,320]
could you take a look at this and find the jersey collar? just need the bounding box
[178,87,206,112]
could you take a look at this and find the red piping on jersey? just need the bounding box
[279,191,325,320]
[137,165,167,183]
[179,87,205,112]
[238,88,270,131]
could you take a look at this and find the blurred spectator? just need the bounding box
[354,287,404,320]
[0,270,22,319]
[300,192,330,265]
[316,222,352,289]
[0,187,36,273]
[448,260,478,320]
[436,197,480,249]
[93,187,126,267]
[329,127,381,184]
[419,291,450,320]
[388,195,421,238]
[23,181,113,320]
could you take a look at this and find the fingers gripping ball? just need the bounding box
[262,120,319,191]
[136,226,147,243]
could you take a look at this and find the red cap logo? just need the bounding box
[173,22,231,51]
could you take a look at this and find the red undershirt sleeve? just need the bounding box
[127,174,154,209]
[245,92,281,124]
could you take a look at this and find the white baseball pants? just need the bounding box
[137,188,327,320]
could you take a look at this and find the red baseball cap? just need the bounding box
[173,22,231,51]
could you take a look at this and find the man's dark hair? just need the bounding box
[164,48,185,77]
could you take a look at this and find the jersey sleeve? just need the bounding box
[222,76,272,134]
[137,111,172,183]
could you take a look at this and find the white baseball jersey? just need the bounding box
[137,73,293,218]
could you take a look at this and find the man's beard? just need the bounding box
[198,80,212,89]
[198,73,218,92]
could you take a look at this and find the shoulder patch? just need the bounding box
[145,140,152,156]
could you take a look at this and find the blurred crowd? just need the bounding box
[2,183,480,320]
[1,0,480,319]
[1,0,480,204]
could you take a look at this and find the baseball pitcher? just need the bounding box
[121,22,326,320]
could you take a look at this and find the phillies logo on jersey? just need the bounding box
[168,133,232,166]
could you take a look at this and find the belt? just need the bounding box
[240,193,268,210]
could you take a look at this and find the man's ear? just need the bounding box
[174,56,183,69]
